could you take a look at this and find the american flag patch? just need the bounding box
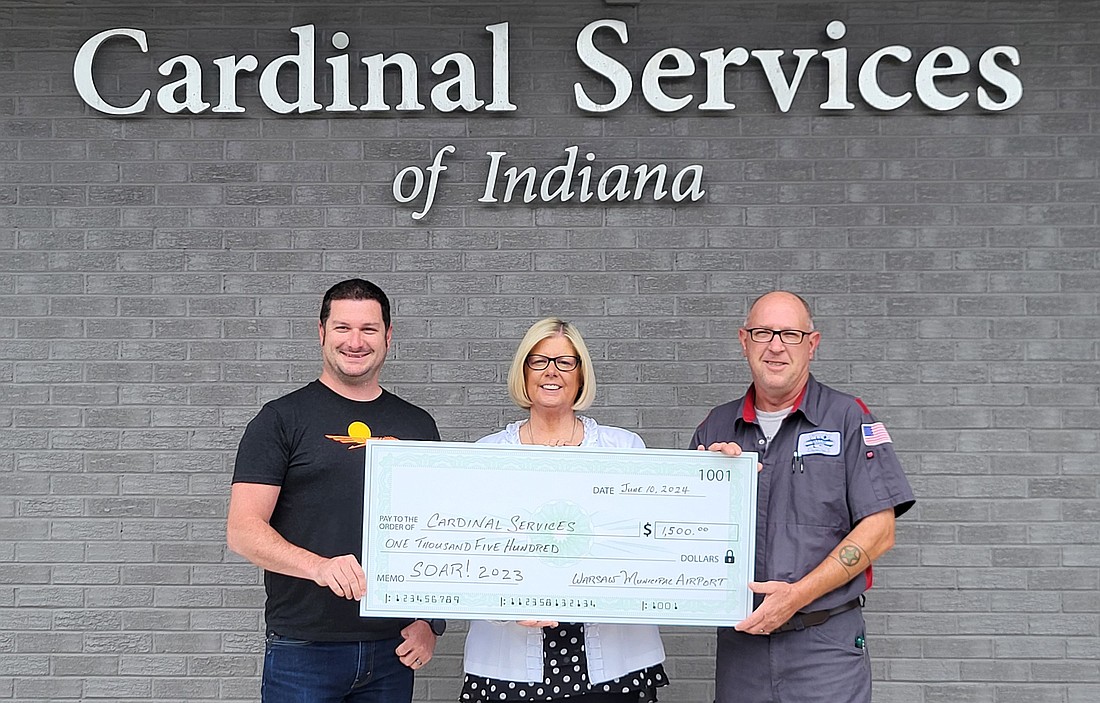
[861,422,893,446]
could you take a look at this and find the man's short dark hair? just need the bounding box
[320,279,391,328]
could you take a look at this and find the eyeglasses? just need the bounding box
[525,354,580,372]
[744,328,813,345]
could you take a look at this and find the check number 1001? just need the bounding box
[699,469,731,482]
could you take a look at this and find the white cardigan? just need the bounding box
[462,417,666,684]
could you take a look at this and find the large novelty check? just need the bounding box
[360,441,758,626]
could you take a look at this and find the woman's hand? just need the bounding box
[517,619,559,628]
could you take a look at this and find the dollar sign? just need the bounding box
[643,522,652,537]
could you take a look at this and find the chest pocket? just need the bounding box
[786,455,850,530]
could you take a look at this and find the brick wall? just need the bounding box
[1,1,1098,701]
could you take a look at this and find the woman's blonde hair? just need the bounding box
[507,318,596,411]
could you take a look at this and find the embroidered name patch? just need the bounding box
[797,431,842,456]
[862,422,893,446]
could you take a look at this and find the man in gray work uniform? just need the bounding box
[692,291,914,703]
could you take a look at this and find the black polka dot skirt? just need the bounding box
[460,623,667,702]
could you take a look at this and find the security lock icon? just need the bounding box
[724,550,735,564]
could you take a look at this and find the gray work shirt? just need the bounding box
[691,375,915,613]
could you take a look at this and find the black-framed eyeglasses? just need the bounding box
[744,328,813,345]
[525,354,580,372]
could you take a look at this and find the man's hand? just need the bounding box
[732,511,897,637]
[698,442,763,472]
[396,619,437,670]
[311,554,366,600]
[697,441,743,455]
[229,483,371,593]
[733,581,806,636]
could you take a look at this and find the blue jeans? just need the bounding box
[262,634,414,703]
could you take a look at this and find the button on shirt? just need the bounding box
[690,375,915,613]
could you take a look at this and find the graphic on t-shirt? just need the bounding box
[325,421,397,449]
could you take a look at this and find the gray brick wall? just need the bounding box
[1,0,1098,701]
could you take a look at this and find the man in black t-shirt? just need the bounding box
[228,279,444,703]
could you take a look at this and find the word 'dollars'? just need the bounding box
[74,19,1022,116]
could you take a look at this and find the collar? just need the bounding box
[741,375,819,425]
[506,415,598,446]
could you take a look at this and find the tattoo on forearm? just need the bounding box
[838,545,862,566]
[833,542,865,575]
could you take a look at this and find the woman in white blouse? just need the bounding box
[460,318,667,703]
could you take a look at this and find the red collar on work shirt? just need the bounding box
[741,381,809,423]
